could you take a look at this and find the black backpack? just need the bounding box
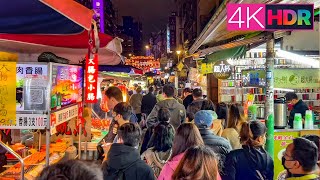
[113,159,139,180]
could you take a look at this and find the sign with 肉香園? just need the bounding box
[0,62,16,126]
[274,69,320,89]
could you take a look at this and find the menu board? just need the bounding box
[242,69,266,87]
[242,69,319,88]
[51,65,83,110]
[274,69,320,89]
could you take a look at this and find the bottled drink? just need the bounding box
[304,110,313,129]
[293,113,303,130]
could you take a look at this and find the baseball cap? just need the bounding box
[194,110,217,128]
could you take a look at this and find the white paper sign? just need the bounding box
[0,114,48,129]
[50,105,78,134]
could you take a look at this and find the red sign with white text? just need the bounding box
[85,54,98,103]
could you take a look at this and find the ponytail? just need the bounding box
[240,121,266,147]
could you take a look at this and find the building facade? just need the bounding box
[174,0,224,50]
[76,0,118,36]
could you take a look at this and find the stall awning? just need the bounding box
[0,0,93,34]
[205,46,246,63]
[99,65,143,75]
[0,0,123,65]
[189,0,320,55]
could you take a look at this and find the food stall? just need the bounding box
[0,61,84,180]
[74,65,144,161]
[213,50,320,180]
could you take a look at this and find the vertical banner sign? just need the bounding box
[85,54,98,103]
[0,62,16,126]
[93,0,105,33]
[169,13,176,52]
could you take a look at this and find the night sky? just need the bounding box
[112,0,176,41]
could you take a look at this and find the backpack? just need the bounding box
[114,159,139,180]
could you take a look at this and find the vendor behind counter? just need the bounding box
[285,92,309,129]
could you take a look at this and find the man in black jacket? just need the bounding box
[182,88,193,109]
[102,123,155,180]
[194,110,232,166]
[187,88,215,115]
[285,92,309,128]
[141,86,157,117]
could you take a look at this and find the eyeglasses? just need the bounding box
[282,152,295,161]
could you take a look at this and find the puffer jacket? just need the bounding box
[222,145,274,180]
[146,98,186,130]
[198,128,232,168]
[102,143,155,180]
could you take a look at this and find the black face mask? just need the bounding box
[282,156,293,177]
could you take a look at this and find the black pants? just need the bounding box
[136,114,142,123]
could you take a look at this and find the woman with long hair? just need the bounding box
[172,146,219,180]
[158,123,204,180]
[141,108,175,178]
[222,120,274,180]
[221,103,247,149]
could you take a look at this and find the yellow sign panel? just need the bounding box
[0,52,18,61]
[0,62,16,125]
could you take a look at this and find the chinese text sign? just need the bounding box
[0,62,16,126]
[85,54,98,103]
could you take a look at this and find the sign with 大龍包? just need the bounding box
[0,62,16,126]
[274,69,320,89]
[212,60,232,79]
[85,54,98,103]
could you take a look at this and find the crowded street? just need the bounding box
[0,0,319,180]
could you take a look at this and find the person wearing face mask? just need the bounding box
[222,120,274,180]
[100,103,133,161]
[285,92,309,129]
[104,87,138,143]
[102,123,155,180]
[282,137,319,180]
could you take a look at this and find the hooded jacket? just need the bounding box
[102,143,155,180]
[198,128,232,166]
[157,153,184,180]
[187,99,215,115]
[146,99,186,130]
[222,145,274,180]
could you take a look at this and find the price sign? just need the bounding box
[0,114,48,129]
